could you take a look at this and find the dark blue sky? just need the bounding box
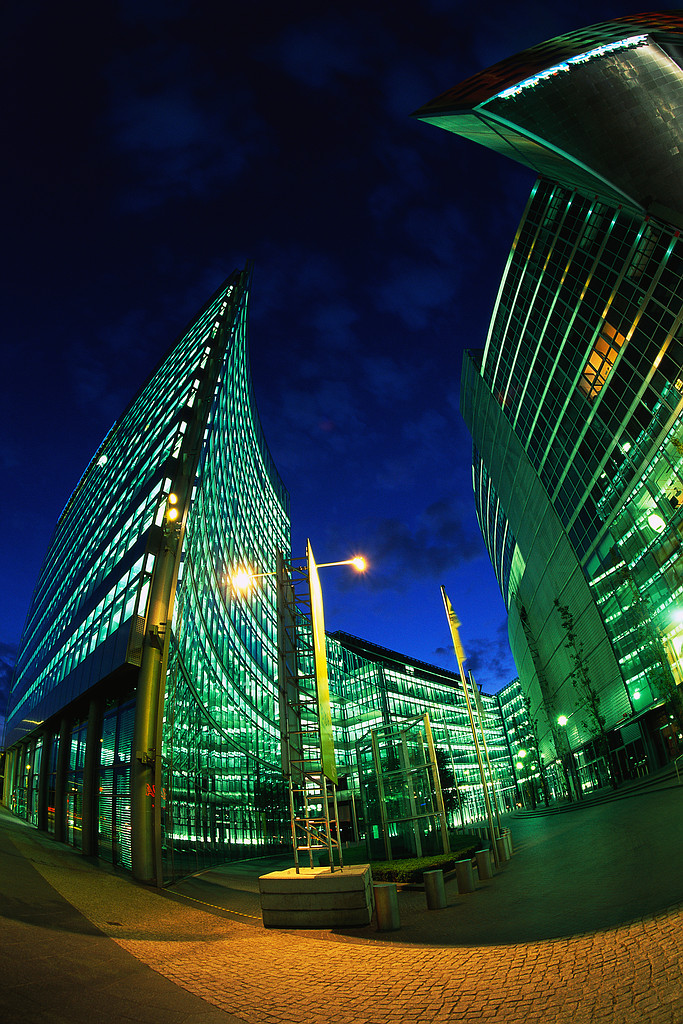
[1,0,659,716]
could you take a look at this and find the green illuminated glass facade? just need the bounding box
[417,13,683,788]
[329,633,516,823]
[3,268,291,881]
[3,265,517,879]
[161,280,290,878]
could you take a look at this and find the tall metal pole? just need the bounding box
[424,714,451,856]
[441,587,500,867]
[468,671,502,838]
[444,726,465,828]
[371,728,392,861]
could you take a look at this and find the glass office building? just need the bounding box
[329,633,517,824]
[3,267,291,883]
[415,13,683,787]
[2,265,517,880]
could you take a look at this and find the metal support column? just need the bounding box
[54,717,71,844]
[37,731,51,832]
[82,696,104,857]
[371,728,392,861]
[424,714,450,855]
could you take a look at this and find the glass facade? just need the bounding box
[3,267,292,880]
[161,282,291,879]
[3,263,519,877]
[5,273,244,748]
[330,633,516,825]
[423,16,683,790]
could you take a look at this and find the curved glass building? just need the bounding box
[2,261,521,876]
[415,13,683,789]
[3,267,290,882]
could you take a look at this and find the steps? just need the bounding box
[516,762,681,817]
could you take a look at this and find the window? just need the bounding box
[627,225,660,281]
[579,322,625,401]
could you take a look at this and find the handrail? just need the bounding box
[675,753,683,784]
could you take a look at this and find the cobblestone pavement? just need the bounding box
[114,904,683,1024]
[3,786,683,1024]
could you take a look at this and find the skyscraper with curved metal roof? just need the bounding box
[416,13,683,790]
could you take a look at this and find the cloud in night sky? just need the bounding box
[111,91,263,208]
[105,39,270,210]
[360,354,417,405]
[376,258,457,329]
[433,618,515,690]
[309,303,359,353]
[249,243,345,326]
[354,496,483,592]
[381,66,438,122]
[403,203,468,265]
[270,17,370,89]
[456,619,517,686]
[369,139,431,215]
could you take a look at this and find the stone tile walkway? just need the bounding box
[2,781,683,1024]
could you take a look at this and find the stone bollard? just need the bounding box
[454,857,475,893]
[423,869,447,910]
[495,835,509,863]
[475,848,493,880]
[503,829,513,858]
[373,883,400,931]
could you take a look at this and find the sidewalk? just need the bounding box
[2,783,683,1023]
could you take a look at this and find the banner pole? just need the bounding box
[440,586,500,867]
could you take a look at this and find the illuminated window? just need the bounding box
[578,322,625,401]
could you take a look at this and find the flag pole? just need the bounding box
[468,669,503,837]
[440,586,500,867]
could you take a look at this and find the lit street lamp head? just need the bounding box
[231,570,255,592]
[315,555,368,571]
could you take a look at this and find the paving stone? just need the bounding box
[3,786,683,1024]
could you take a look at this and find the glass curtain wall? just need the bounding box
[161,278,291,881]
[470,177,683,766]
[329,633,516,828]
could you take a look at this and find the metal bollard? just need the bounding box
[423,869,447,909]
[475,848,493,880]
[454,857,475,893]
[495,835,509,863]
[373,883,400,931]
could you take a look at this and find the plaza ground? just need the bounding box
[2,776,683,1023]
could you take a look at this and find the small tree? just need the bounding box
[554,599,617,789]
[516,599,573,801]
[521,696,550,807]
[434,745,462,825]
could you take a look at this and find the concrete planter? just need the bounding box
[259,864,373,928]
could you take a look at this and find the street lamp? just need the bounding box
[231,542,367,872]
[230,554,366,591]
[555,714,583,802]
